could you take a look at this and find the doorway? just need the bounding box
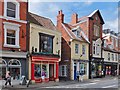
[49,64,54,81]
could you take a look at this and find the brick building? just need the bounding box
[0,0,28,79]
[103,29,119,76]
[57,10,90,80]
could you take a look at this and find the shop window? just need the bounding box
[79,63,86,75]
[59,65,67,77]
[39,33,54,53]
[91,63,96,77]
[34,64,41,78]
[82,45,86,55]
[34,64,48,78]
[75,44,79,54]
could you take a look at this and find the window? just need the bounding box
[116,39,118,47]
[93,44,95,54]
[4,22,20,48]
[96,44,100,55]
[4,0,20,19]
[116,54,117,61]
[7,2,16,18]
[94,24,100,37]
[112,54,114,61]
[79,63,86,75]
[75,44,79,54]
[34,64,41,78]
[7,30,15,45]
[108,53,110,61]
[59,65,67,77]
[39,33,54,53]
[72,30,80,38]
[82,45,86,55]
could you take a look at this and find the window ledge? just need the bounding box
[4,44,20,48]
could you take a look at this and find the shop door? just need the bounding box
[49,64,54,81]
[74,65,77,80]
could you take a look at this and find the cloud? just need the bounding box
[103,18,118,33]
[84,1,93,5]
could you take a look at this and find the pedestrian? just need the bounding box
[41,69,46,82]
[4,71,13,87]
[76,71,80,82]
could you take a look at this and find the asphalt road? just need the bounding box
[43,78,118,88]
[2,77,119,90]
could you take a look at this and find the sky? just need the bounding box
[29,1,119,33]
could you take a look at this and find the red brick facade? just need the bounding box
[0,0,28,52]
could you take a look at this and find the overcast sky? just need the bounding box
[29,1,119,33]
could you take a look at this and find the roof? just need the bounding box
[28,12,57,30]
[62,23,90,43]
[87,9,105,24]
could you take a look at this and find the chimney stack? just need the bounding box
[57,10,64,24]
[71,13,78,24]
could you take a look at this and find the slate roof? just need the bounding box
[28,12,57,30]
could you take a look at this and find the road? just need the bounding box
[2,77,119,90]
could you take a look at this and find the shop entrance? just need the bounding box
[49,64,54,81]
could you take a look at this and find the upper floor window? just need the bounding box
[72,29,80,38]
[75,44,79,54]
[115,39,118,47]
[112,54,114,61]
[39,33,54,53]
[4,0,20,19]
[108,53,110,61]
[93,41,101,56]
[7,2,16,18]
[7,30,15,45]
[94,24,100,37]
[4,22,20,48]
[82,45,86,55]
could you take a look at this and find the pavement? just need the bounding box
[0,76,119,90]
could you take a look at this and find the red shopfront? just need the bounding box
[31,55,59,83]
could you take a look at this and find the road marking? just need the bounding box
[102,85,117,88]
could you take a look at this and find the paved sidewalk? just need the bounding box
[1,76,118,89]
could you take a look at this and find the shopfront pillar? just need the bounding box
[55,62,59,82]
[31,62,35,81]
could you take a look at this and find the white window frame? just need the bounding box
[4,0,20,19]
[75,44,79,54]
[59,65,67,77]
[3,22,20,48]
[116,39,118,47]
[82,45,86,56]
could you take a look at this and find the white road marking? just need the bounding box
[102,85,117,88]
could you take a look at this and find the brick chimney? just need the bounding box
[71,13,78,24]
[57,10,64,26]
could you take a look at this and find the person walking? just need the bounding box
[4,71,13,87]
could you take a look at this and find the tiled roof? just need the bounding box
[28,12,57,30]
[62,23,89,43]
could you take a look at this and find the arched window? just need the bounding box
[2,60,7,66]
[8,59,21,66]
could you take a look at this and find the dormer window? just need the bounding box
[72,29,80,38]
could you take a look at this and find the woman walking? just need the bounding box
[4,71,13,87]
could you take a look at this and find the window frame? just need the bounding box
[75,43,79,54]
[39,33,54,53]
[82,45,86,56]
[3,22,20,48]
[4,0,20,19]
[59,65,67,77]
